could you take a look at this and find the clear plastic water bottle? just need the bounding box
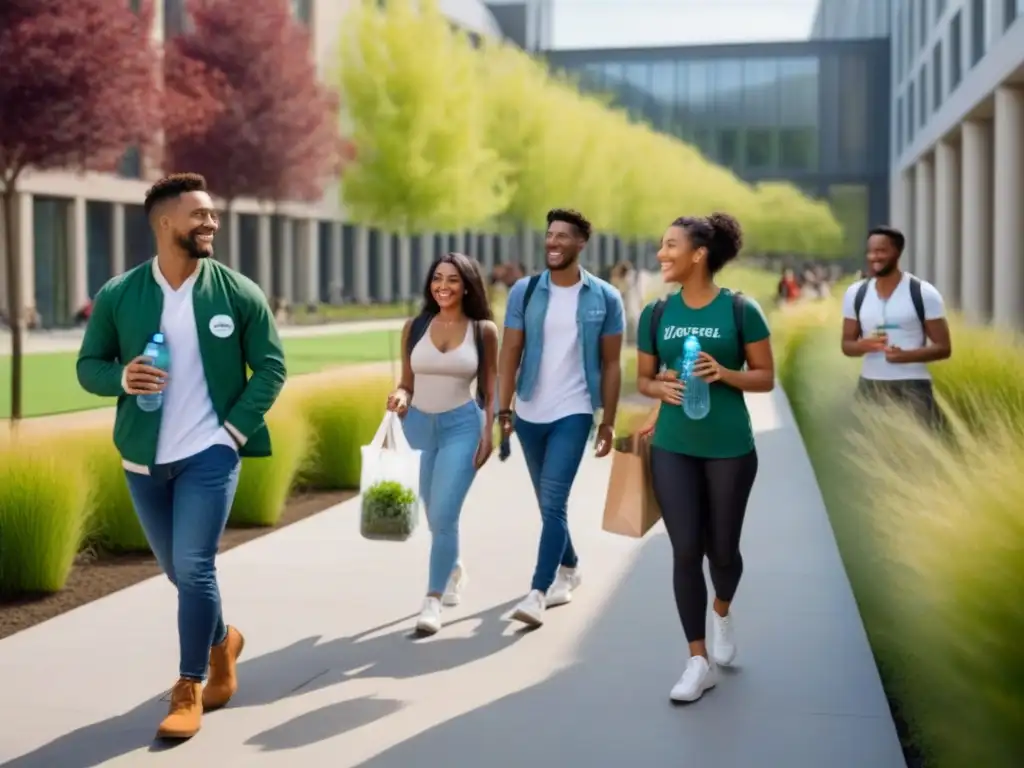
[137,332,170,412]
[678,335,710,420]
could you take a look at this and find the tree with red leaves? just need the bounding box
[0,0,160,421]
[163,0,346,235]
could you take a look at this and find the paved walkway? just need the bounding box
[0,390,905,767]
[0,318,406,355]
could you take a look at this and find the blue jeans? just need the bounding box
[124,444,241,680]
[402,400,483,595]
[515,413,593,592]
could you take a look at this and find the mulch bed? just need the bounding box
[0,489,353,641]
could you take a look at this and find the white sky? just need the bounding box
[550,0,820,49]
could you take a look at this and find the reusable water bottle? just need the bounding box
[677,335,710,420]
[136,332,170,412]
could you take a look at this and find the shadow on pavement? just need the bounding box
[347,426,905,768]
[4,599,523,767]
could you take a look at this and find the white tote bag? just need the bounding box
[359,412,423,541]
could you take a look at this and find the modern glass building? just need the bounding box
[545,40,891,258]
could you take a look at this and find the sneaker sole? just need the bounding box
[510,608,543,627]
[545,592,572,608]
[669,680,717,703]
[712,649,736,667]
[441,593,461,607]
[414,621,440,636]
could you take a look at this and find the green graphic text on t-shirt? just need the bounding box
[638,289,770,459]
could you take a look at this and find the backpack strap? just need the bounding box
[731,290,747,366]
[406,312,433,356]
[520,274,541,351]
[913,274,929,325]
[852,279,870,338]
[522,274,541,312]
[649,298,667,364]
[473,320,486,407]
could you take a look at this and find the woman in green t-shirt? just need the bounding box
[635,213,775,704]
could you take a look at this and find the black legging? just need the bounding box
[650,446,759,643]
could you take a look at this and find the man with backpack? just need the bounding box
[841,226,951,426]
[497,208,625,628]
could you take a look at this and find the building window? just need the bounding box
[918,68,927,128]
[919,0,929,49]
[1006,0,1022,29]
[164,0,187,36]
[85,201,113,298]
[932,41,943,112]
[717,128,741,168]
[744,129,776,170]
[896,95,904,152]
[971,0,986,66]
[778,128,817,171]
[950,11,963,88]
[913,0,921,54]
[908,81,916,141]
[291,0,312,24]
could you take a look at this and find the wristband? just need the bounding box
[498,409,513,418]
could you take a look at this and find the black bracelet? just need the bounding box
[498,409,513,418]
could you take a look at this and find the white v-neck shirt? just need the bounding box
[842,272,945,382]
[151,260,237,464]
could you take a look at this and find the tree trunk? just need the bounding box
[2,187,24,423]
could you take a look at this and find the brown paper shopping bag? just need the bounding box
[602,433,662,538]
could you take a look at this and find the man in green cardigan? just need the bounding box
[77,173,287,740]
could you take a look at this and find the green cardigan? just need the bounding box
[76,258,287,466]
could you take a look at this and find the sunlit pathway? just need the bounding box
[0,390,904,767]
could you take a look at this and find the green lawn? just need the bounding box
[0,329,401,418]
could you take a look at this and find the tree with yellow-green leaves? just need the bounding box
[336,0,508,234]
[335,1,846,258]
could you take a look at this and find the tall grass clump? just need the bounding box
[0,445,92,595]
[929,317,1024,432]
[230,399,312,527]
[289,375,394,489]
[845,403,1024,767]
[66,428,148,553]
[777,300,1024,766]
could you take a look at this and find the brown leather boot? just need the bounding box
[156,678,203,739]
[203,625,245,710]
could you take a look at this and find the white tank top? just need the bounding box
[410,322,478,414]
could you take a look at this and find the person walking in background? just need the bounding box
[76,173,286,740]
[636,213,774,703]
[386,253,498,636]
[611,260,643,345]
[841,226,951,426]
[498,208,625,627]
[776,267,801,305]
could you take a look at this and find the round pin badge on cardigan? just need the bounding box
[209,314,235,338]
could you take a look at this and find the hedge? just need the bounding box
[773,301,1024,768]
[0,374,393,598]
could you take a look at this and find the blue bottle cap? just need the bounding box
[683,335,701,352]
[151,332,165,344]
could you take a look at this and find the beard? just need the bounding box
[546,250,578,271]
[872,258,898,277]
[177,229,213,260]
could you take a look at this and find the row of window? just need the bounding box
[895,0,1022,153]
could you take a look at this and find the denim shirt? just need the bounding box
[505,269,625,410]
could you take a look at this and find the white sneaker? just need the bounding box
[510,589,546,627]
[546,566,582,607]
[415,597,442,635]
[711,611,737,666]
[669,655,717,703]
[442,562,467,607]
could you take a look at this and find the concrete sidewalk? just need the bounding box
[0,390,905,767]
[0,318,405,355]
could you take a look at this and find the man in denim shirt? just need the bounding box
[498,208,625,627]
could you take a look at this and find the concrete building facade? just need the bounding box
[1,0,569,329]
[889,0,1024,328]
